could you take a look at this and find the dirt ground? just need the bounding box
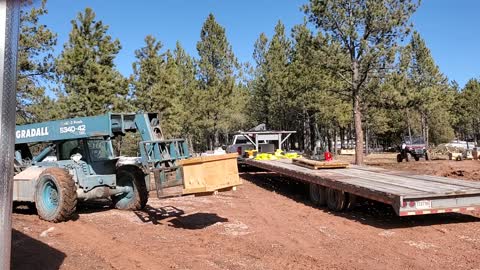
[11,154,480,270]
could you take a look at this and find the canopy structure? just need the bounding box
[238,131,296,151]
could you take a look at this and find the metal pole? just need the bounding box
[0,0,20,269]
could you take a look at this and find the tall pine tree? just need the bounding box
[56,8,127,117]
[17,0,57,123]
[130,36,182,137]
[265,21,291,130]
[304,0,419,164]
[196,13,239,148]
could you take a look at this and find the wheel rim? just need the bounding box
[41,179,59,215]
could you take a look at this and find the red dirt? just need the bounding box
[11,155,480,269]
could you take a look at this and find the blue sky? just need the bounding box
[39,0,480,88]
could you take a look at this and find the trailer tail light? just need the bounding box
[409,201,415,207]
[402,201,407,208]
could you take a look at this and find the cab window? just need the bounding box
[87,139,114,161]
[58,140,85,160]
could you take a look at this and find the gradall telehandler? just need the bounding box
[13,113,240,222]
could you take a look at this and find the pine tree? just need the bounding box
[265,21,291,130]
[402,32,453,145]
[131,35,164,112]
[17,0,57,123]
[250,33,270,126]
[196,13,240,148]
[455,79,480,142]
[289,23,351,152]
[174,41,201,149]
[304,0,419,164]
[56,7,127,117]
[130,36,182,137]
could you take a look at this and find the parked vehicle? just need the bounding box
[13,113,240,222]
[397,136,429,162]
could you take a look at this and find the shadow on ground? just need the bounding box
[134,205,185,225]
[11,229,66,270]
[241,170,480,229]
[13,200,114,221]
[134,205,228,229]
[169,213,228,229]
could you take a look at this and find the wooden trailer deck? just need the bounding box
[242,158,480,216]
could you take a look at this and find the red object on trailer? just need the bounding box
[324,151,332,161]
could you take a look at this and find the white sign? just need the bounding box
[415,200,432,210]
[16,127,49,139]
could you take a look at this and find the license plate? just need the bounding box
[415,200,432,209]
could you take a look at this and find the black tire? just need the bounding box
[318,185,327,206]
[345,193,357,211]
[112,168,148,210]
[326,188,347,211]
[414,156,420,161]
[309,183,320,205]
[309,183,327,206]
[425,153,429,161]
[396,154,402,163]
[35,167,77,222]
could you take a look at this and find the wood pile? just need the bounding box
[292,158,349,169]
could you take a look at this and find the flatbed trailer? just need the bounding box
[241,158,480,216]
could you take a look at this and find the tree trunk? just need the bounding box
[214,130,220,149]
[421,112,426,143]
[352,58,364,165]
[333,128,337,155]
[310,115,316,151]
[303,109,311,153]
[354,96,364,165]
[406,109,412,141]
[365,123,369,156]
[187,135,195,155]
[340,127,345,149]
[347,124,351,148]
[425,118,429,146]
[326,129,332,153]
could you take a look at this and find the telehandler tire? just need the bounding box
[112,168,148,210]
[35,167,77,222]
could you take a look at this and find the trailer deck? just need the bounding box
[242,158,480,216]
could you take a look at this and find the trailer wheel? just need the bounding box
[326,188,347,211]
[35,168,77,222]
[112,168,148,210]
[309,183,326,206]
[345,193,357,211]
[396,154,402,163]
